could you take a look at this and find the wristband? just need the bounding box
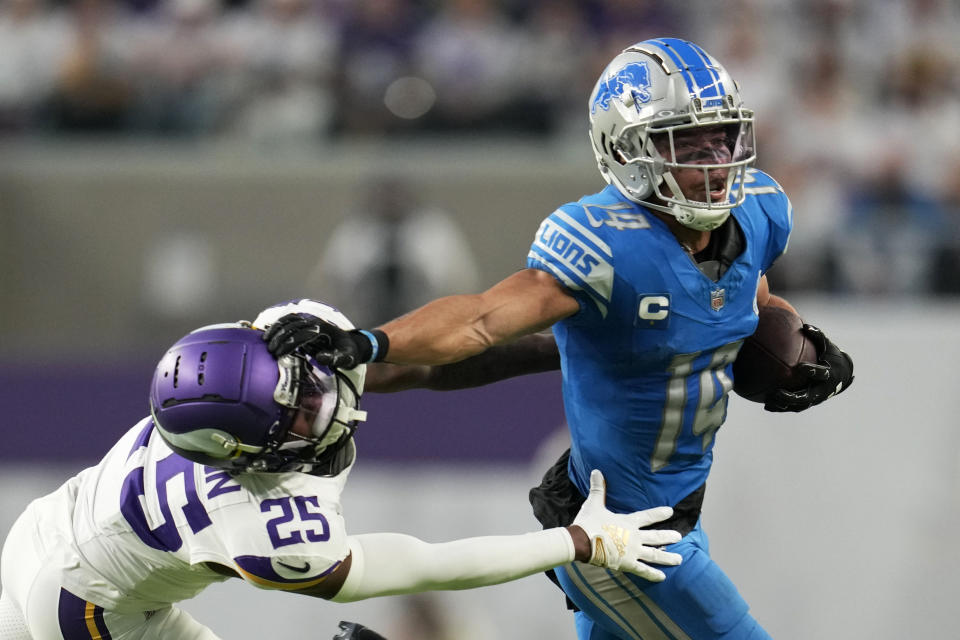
[356,329,390,363]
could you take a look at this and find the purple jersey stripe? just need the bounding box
[234,554,340,588]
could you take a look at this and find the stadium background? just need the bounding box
[1,0,959,637]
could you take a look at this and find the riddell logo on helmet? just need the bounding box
[592,62,652,114]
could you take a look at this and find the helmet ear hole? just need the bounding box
[599,133,621,165]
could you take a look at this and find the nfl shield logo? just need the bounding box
[710,288,725,311]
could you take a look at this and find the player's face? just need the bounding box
[289,407,315,438]
[276,358,346,442]
[287,386,333,439]
[653,125,732,203]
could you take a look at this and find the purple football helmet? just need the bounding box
[150,323,366,473]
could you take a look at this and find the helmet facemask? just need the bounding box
[610,110,755,231]
[266,354,367,474]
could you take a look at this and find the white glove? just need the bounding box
[572,469,683,581]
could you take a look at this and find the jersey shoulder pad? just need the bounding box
[737,168,792,260]
[212,473,351,590]
[738,169,792,230]
[570,184,655,231]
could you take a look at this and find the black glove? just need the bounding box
[764,324,854,413]
[263,313,388,369]
[333,621,388,640]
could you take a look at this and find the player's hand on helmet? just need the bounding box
[264,313,376,369]
[765,324,854,413]
[571,470,682,581]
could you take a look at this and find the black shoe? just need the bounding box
[333,620,388,640]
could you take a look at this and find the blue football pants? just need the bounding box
[554,521,771,640]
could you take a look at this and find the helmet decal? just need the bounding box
[591,61,652,114]
[648,38,727,108]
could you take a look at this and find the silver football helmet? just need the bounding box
[588,38,756,231]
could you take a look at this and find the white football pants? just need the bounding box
[1,507,222,640]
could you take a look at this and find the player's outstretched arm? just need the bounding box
[310,470,680,603]
[265,269,578,368]
[364,332,560,393]
[572,469,683,581]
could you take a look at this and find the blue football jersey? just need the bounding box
[527,169,792,513]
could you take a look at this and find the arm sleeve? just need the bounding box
[331,527,576,603]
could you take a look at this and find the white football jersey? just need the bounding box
[28,418,352,613]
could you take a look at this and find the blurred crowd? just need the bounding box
[1,0,959,296]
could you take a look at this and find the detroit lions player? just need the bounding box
[0,299,682,640]
[264,38,854,639]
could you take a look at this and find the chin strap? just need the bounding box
[303,437,356,477]
[669,203,730,232]
[210,432,265,455]
[338,407,368,423]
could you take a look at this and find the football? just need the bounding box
[732,305,818,403]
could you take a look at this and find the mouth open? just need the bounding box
[706,175,728,202]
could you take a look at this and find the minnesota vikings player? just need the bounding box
[0,299,683,640]
[264,39,854,639]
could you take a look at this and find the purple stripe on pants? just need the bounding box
[57,588,111,640]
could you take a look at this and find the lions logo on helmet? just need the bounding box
[591,61,652,114]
